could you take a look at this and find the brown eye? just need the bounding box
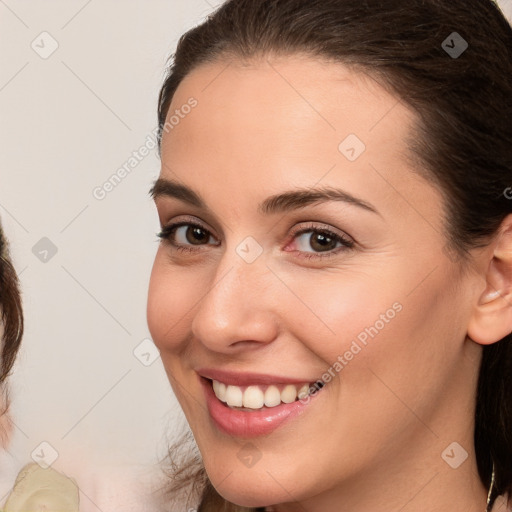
[292,227,354,255]
[291,224,355,260]
[157,222,219,250]
[183,226,210,245]
[307,232,339,252]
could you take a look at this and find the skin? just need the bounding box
[147,55,512,512]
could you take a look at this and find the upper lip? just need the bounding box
[196,368,316,386]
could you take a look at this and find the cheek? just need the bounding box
[328,266,464,421]
[146,251,202,352]
[284,269,394,363]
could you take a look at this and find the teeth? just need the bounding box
[212,380,227,402]
[264,385,281,407]
[281,384,297,404]
[225,385,243,407]
[211,380,320,410]
[297,384,310,400]
[242,386,265,409]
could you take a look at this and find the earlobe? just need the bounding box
[467,214,512,346]
[467,287,512,346]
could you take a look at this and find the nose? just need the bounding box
[191,244,280,354]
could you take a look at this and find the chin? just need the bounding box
[203,460,300,509]
[213,485,277,509]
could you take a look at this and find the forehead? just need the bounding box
[164,54,408,145]
[159,55,442,228]
[162,54,417,168]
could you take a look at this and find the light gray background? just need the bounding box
[0,0,225,502]
[0,0,510,503]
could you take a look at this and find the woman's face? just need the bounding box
[147,56,485,508]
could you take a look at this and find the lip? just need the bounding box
[198,373,323,438]
[196,368,316,386]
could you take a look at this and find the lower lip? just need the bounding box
[200,377,320,438]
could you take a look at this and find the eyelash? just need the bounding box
[156,221,355,260]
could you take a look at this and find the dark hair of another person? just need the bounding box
[0,224,23,435]
[155,1,512,510]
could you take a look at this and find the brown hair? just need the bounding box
[0,223,24,439]
[155,0,512,510]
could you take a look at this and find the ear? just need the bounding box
[467,214,512,345]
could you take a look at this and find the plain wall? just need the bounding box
[0,0,224,499]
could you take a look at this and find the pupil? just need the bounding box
[311,233,334,252]
[187,227,207,245]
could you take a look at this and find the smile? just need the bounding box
[212,380,315,410]
[198,371,326,437]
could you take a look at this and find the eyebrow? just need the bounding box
[149,178,381,217]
